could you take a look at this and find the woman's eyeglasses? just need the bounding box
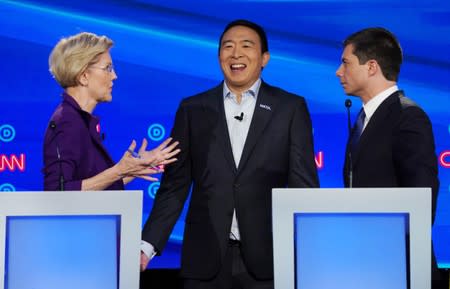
[89,64,114,73]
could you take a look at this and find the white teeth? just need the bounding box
[231,64,246,68]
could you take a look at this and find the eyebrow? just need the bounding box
[241,40,255,45]
[96,63,112,68]
[221,39,256,45]
[222,40,234,46]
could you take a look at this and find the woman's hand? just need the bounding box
[115,138,180,182]
[138,137,180,168]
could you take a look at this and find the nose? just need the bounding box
[336,64,343,77]
[231,46,242,59]
[112,69,118,80]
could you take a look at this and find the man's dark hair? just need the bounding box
[344,27,402,81]
[218,19,269,54]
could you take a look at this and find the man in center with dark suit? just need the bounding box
[140,19,319,289]
[336,27,446,289]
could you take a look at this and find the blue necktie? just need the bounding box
[351,108,366,153]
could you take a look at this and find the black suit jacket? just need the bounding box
[142,81,319,280]
[344,90,438,215]
[343,90,441,280]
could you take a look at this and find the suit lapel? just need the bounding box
[237,81,279,172]
[352,91,401,165]
[64,94,116,167]
[89,121,116,167]
[203,83,238,173]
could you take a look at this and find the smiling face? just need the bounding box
[84,51,117,103]
[219,25,270,94]
[336,44,370,99]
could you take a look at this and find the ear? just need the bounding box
[261,51,270,68]
[367,59,378,76]
[78,70,89,87]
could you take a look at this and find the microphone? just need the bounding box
[234,112,244,121]
[345,99,353,188]
[49,121,65,191]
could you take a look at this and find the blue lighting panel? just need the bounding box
[5,215,120,289]
[295,213,409,289]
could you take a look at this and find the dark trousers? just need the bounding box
[432,269,449,289]
[183,240,274,289]
[432,250,449,289]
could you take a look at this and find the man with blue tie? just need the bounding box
[140,19,319,289]
[336,27,446,289]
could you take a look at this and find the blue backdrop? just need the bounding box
[1,0,449,268]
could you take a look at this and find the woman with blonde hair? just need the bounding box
[43,32,179,191]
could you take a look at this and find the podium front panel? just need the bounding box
[0,191,142,289]
[272,188,431,289]
[294,213,409,289]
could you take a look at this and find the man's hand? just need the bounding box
[140,251,150,272]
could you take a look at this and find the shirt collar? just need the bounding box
[363,85,398,121]
[223,78,261,100]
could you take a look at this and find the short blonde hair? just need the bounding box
[49,32,113,88]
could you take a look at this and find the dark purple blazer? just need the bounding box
[42,92,124,191]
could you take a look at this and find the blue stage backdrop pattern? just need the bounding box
[1,0,449,268]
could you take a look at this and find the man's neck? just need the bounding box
[224,79,261,104]
[361,81,397,104]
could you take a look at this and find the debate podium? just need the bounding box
[0,190,142,289]
[272,188,431,289]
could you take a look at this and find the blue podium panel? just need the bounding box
[295,213,409,289]
[5,215,120,289]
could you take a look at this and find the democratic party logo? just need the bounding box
[148,123,165,141]
[0,183,16,191]
[0,124,16,142]
[148,182,160,199]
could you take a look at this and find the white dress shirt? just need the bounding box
[361,85,399,131]
[223,79,261,240]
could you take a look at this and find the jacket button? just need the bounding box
[234,183,240,189]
